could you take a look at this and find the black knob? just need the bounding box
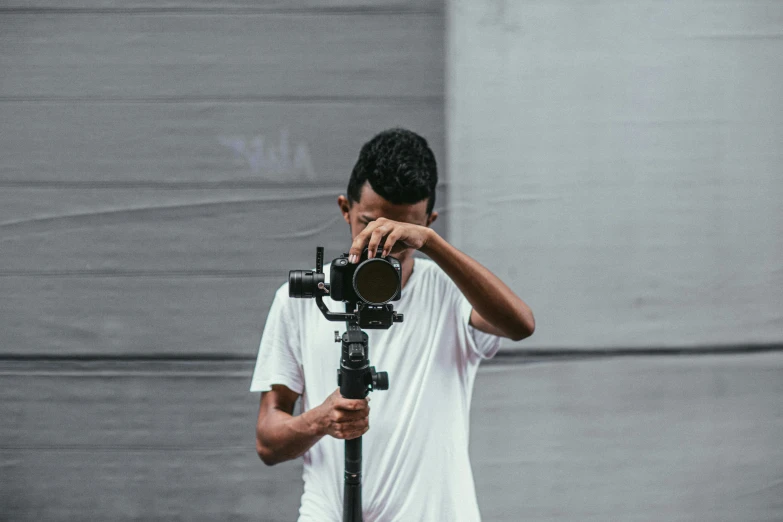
[372,369,389,391]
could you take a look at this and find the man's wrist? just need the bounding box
[301,403,328,438]
[419,227,442,257]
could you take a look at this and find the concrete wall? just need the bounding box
[447,0,783,349]
[3,354,781,520]
[0,2,446,519]
[0,0,446,358]
[443,1,783,520]
[2,1,782,520]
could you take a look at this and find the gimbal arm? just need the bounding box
[315,293,357,323]
[312,246,359,323]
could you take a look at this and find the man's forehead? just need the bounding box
[352,182,429,221]
[354,202,428,223]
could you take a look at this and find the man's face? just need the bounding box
[338,182,437,261]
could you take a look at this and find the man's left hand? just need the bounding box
[348,217,434,263]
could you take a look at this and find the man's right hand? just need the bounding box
[316,388,370,440]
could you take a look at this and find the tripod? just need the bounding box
[336,316,389,522]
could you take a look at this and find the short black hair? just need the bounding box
[347,128,438,215]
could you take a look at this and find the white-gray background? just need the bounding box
[448,0,783,349]
[1,1,781,521]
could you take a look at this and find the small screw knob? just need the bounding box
[370,367,389,391]
[334,331,341,343]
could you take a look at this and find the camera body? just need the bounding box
[330,247,402,304]
[288,246,404,329]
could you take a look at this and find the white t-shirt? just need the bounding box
[250,257,502,522]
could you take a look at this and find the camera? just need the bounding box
[288,247,404,329]
[330,247,401,304]
[289,247,401,306]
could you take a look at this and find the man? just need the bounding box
[251,128,534,521]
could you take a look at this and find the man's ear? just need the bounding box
[426,210,439,227]
[337,195,352,224]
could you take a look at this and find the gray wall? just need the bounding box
[0,1,446,519]
[4,354,782,521]
[0,0,446,358]
[2,1,782,521]
[444,1,783,521]
[448,0,783,350]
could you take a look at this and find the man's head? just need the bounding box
[338,128,439,253]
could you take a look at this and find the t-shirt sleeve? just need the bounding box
[437,268,503,360]
[249,284,305,394]
[457,295,503,359]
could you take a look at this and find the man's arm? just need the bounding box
[420,231,535,341]
[348,217,535,342]
[256,385,370,466]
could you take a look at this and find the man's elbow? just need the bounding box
[256,439,281,467]
[509,314,535,342]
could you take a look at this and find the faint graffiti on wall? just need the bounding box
[218,129,316,181]
[479,0,520,32]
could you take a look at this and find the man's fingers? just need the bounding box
[367,227,389,258]
[336,397,369,411]
[334,419,370,439]
[337,399,368,410]
[382,230,402,257]
[349,221,381,262]
[349,218,400,263]
[333,406,370,422]
[337,418,369,430]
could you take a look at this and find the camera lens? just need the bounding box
[288,270,323,298]
[353,259,400,304]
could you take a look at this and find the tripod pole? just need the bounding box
[339,321,367,522]
[343,437,363,522]
[338,307,390,522]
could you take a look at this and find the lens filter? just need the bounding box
[353,259,400,304]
